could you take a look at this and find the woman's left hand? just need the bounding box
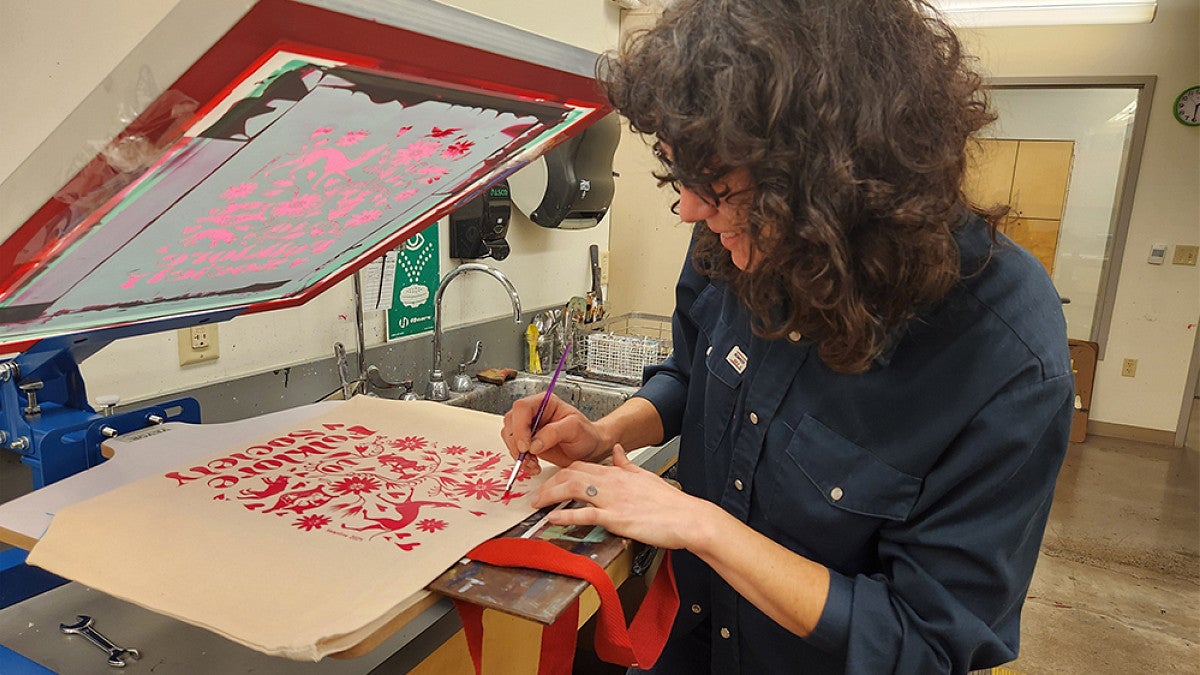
[534,446,832,641]
[531,444,706,551]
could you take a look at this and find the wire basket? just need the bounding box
[578,312,672,385]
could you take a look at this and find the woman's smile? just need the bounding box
[672,164,756,270]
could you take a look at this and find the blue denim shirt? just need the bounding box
[635,215,1074,674]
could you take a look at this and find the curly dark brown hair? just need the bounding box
[599,0,999,373]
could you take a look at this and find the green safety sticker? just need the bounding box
[387,227,439,340]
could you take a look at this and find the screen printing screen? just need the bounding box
[0,48,594,347]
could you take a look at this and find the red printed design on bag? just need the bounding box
[162,423,532,551]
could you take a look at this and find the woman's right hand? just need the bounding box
[501,393,608,476]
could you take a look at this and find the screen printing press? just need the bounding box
[0,1,677,670]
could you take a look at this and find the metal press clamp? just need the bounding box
[60,615,141,668]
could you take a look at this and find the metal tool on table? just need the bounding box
[60,615,141,668]
[503,342,572,495]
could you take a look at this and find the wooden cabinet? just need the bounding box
[964,139,1018,208]
[1004,218,1064,276]
[964,139,1074,275]
[1011,140,1074,221]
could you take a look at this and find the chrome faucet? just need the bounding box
[427,263,522,401]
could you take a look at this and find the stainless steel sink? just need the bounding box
[443,372,679,476]
[444,373,634,421]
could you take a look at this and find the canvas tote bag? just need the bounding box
[27,396,556,661]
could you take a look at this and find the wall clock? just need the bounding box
[1174,85,1200,126]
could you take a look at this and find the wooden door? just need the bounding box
[1011,141,1074,220]
[964,139,1074,276]
[964,139,1018,207]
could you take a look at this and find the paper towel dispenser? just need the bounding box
[509,113,620,229]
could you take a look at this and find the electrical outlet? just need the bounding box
[1172,244,1198,266]
[599,250,610,285]
[191,326,210,349]
[178,324,220,365]
[1120,358,1137,378]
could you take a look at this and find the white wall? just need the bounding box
[607,9,692,319]
[0,0,621,406]
[959,0,1200,434]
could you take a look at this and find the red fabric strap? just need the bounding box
[452,538,678,675]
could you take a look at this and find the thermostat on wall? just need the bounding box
[1148,243,1168,265]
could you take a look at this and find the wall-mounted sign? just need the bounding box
[387,229,439,340]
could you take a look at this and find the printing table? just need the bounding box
[0,402,678,673]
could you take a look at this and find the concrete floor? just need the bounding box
[1006,399,1199,674]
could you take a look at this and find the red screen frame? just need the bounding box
[0,0,612,353]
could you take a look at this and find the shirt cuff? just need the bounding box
[806,569,852,654]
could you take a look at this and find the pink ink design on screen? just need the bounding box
[121,120,479,292]
[0,55,591,349]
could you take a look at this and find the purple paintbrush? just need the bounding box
[503,342,571,494]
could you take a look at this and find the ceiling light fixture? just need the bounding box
[928,0,1158,27]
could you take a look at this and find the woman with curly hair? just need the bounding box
[502,1,1074,672]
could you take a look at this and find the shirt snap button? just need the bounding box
[720,627,731,639]
[788,331,802,342]
[734,478,744,491]
[830,486,844,501]
[749,412,759,424]
[691,603,702,614]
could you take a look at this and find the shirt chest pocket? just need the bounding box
[760,414,922,557]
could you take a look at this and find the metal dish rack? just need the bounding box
[571,312,673,385]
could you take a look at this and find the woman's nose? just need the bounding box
[677,186,718,223]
